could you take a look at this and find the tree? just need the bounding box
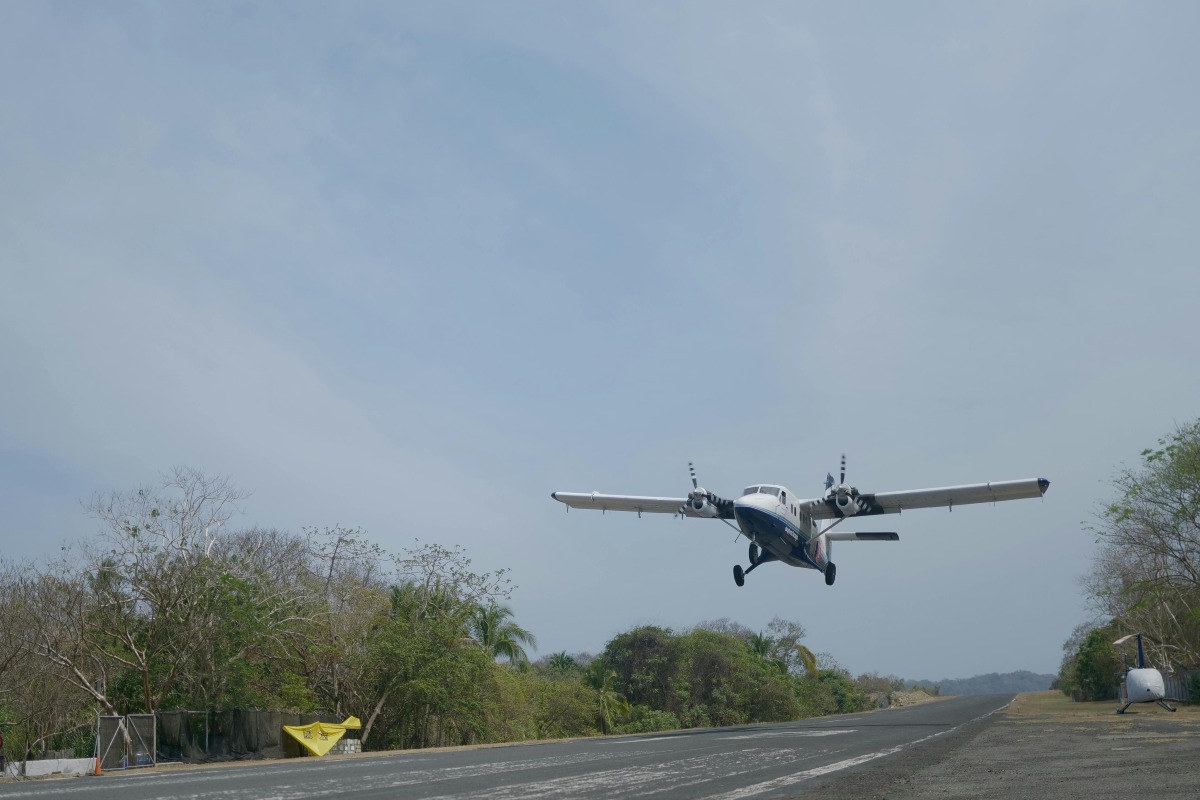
[1072,625,1122,701]
[602,626,679,711]
[470,603,537,666]
[766,617,818,677]
[1085,420,1200,669]
[79,467,250,712]
[545,652,577,673]
[584,660,630,735]
[356,542,516,748]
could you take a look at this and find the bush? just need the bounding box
[614,705,679,734]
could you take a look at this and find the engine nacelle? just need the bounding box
[689,494,720,518]
[835,488,863,517]
[1125,668,1166,702]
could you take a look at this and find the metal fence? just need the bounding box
[96,714,156,770]
[97,710,337,766]
[1163,670,1197,702]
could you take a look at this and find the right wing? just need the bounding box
[804,477,1049,520]
[551,492,733,519]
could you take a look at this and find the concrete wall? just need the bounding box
[4,757,96,778]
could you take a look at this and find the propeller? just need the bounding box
[678,461,704,517]
[677,462,733,518]
[825,453,867,517]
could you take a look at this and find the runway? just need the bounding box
[0,695,1010,800]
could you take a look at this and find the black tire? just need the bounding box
[733,564,745,587]
[824,562,837,586]
[748,543,760,565]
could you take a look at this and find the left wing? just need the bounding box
[550,492,735,519]
[805,477,1049,520]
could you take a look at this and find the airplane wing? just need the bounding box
[805,477,1049,520]
[550,492,735,519]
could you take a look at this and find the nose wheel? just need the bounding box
[734,559,766,587]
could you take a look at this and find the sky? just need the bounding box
[2,1,1198,681]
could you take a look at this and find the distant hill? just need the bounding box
[908,670,1056,695]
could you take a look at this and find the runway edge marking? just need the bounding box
[707,699,1013,800]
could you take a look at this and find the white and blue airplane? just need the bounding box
[552,457,1050,587]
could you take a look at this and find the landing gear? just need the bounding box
[733,564,745,587]
[748,543,760,566]
[824,562,837,586]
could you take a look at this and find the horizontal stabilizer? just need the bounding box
[826,532,899,542]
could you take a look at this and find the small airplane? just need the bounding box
[1114,632,1176,713]
[552,456,1049,587]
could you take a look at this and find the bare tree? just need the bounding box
[72,467,249,711]
[1085,421,1200,669]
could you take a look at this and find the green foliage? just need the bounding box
[1072,626,1123,701]
[4,469,889,755]
[471,602,538,666]
[795,669,871,716]
[599,620,815,730]
[522,671,597,739]
[1085,420,1200,669]
[545,651,578,673]
[585,659,631,734]
[603,626,680,711]
[614,705,679,734]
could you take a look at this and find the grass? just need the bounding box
[1006,691,1200,723]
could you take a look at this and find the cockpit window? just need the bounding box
[762,486,780,497]
[742,486,759,496]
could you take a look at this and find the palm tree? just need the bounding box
[469,602,538,666]
[547,651,577,672]
[585,659,631,735]
[750,631,787,675]
[795,644,818,677]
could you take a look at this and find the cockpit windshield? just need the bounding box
[742,485,781,497]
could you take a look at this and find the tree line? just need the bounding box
[1058,419,1200,699]
[0,467,908,759]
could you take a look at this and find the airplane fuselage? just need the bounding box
[734,484,829,572]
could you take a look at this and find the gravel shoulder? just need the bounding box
[807,691,1200,799]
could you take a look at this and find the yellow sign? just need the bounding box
[282,717,363,757]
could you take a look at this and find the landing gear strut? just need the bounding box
[825,562,837,586]
[734,554,767,587]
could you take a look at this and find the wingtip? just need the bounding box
[1038,478,1050,495]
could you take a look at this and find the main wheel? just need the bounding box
[733,564,745,587]
[748,543,760,565]
[824,562,837,586]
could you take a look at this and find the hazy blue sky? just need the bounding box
[2,1,1198,680]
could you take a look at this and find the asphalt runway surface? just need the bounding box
[0,695,1006,800]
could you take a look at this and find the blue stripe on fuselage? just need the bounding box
[734,505,823,571]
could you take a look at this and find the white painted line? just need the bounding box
[707,702,1010,799]
[722,729,855,740]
